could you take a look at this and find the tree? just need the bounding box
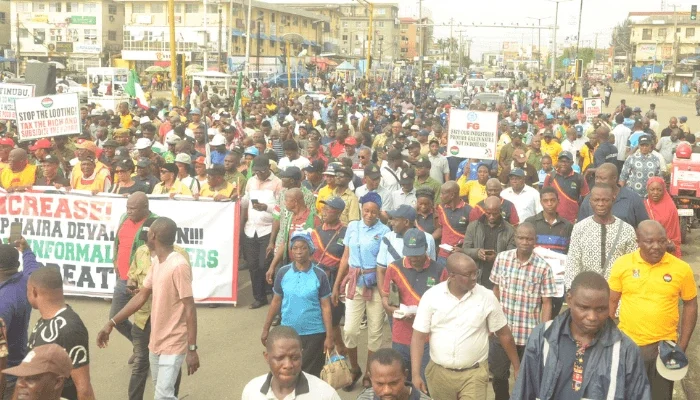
[611,19,632,55]
[557,47,596,68]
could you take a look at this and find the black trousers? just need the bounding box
[489,337,525,400]
[640,342,674,400]
[244,233,272,303]
[300,332,326,377]
[551,295,565,318]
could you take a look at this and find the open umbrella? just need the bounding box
[144,66,166,73]
[185,64,203,75]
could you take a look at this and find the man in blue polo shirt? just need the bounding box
[0,237,40,400]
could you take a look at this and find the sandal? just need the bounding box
[362,374,372,389]
[343,367,362,392]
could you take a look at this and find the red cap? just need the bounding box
[194,156,206,164]
[344,137,358,146]
[0,138,14,147]
[29,138,52,151]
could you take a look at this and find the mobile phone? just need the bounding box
[9,222,22,244]
[251,199,260,205]
[484,249,496,256]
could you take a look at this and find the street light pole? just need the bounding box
[549,0,572,85]
[526,16,551,83]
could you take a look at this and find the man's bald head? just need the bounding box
[127,192,150,222]
[151,217,178,247]
[286,187,304,203]
[637,220,666,238]
[516,221,536,236]
[485,178,502,197]
[442,181,459,195]
[9,148,27,161]
[484,196,501,210]
[446,252,477,275]
[597,163,618,180]
[596,126,611,140]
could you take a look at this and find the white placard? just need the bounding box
[584,97,601,123]
[0,83,35,120]
[447,109,498,160]
[14,93,81,141]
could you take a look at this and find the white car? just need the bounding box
[56,79,89,102]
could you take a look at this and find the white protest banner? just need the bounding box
[14,93,81,141]
[0,190,239,304]
[0,83,35,120]
[584,97,601,123]
[447,109,498,160]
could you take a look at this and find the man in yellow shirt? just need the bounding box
[541,130,563,166]
[609,220,698,400]
[199,165,234,201]
[0,148,39,191]
[315,163,339,214]
[580,131,597,174]
[118,102,133,129]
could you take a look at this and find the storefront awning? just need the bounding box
[231,30,244,37]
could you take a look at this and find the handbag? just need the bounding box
[320,350,353,389]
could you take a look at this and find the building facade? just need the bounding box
[628,11,700,66]
[338,3,399,63]
[10,0,125,72]
[117,0,330,74]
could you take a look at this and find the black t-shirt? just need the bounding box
[28,305,90,400]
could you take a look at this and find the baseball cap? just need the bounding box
[2,344,72,379]
[244,146,259,157]
[334,166,354,177]
[175,153,192,165]
[136,158,151,168]
[364,164,381,180]
[387,204,417,222]
[252,156,270,171]
[205,165,226,176]
[115,158,135,171]
[134,138,152,150]
[29,138,52,151]
[114,147,130,160]
[415,157,431,168]
[279,166,302,180]
[323,163,339,176]
[680,116,688,123]
[508,168,525,177]
[543,130,554,137]
[103,139,119,148]
[0,138,14,147]
[194,156,206,165]
[633,106,642,112]
[189,107,201,115]
[76,140,98,153]
[399,168,415,185]
[656,341,689,381]
[575,125,584,136]
[639,135,652,145]
[402,228,427,257]
[410,124,420,131]
[321,196,346,210]
[42,154,60,164]
[558,151,574,161]
[210,134,226,146]
[165,132,181,145]
[418,129,430,136]
[344,137,358,146]
[113,128,130,138]
[303,159,325,173]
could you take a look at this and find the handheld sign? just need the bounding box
[0,83,35,120]
[14,93,81,141]
[447,109,498,160]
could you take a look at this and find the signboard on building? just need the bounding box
[0,83,35,120]
[70,16,97,25]
[74,44,101,54]
[14,94,81,141]
[55,42,74,53]
[584,98,601,123]
[121,50,192,61]
[636,44,657,61]
[31,14,49,23]
[447,110,498,160]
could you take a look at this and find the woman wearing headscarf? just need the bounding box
[644,177,682,257]
[260,230,334,377]
[331,192,391,390]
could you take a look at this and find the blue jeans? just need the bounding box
[149,352,185,400]
[109,279,133,342]
[437,256,447,266]
[392,341,430,384]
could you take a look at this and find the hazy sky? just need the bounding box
[269,0,699,58]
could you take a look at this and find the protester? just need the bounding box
[1,344,74,400]
[242,326,340,400]
[609,220,697,400]
[500,168,542,221]
[111,158,150,195]
[469,178,520,225]
[97,217,200,400]
[410,252,520,399]
[644,177,682,257]
[619,135,661,198]
[542,150,590,223]
[152,162,192,196]
[0,149,38,191]
[434,181,472,265]
[356,348,432,400]
[27,267,96,399]
[458,163,489,206]
[512,271,651,399]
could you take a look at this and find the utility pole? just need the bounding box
[244,0,252,76]
[168,0,177,105]
[418,0,423,85]
[449,17,454,74]
[203,0,209,71]
[527,16,551,83]
[672,4,679,72]
[574,0,583,68]
[549,0,572,85]
[456,30,467,74]
[15,14,20,76]
[218,6,223,71]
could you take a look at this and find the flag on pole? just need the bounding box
[124,69,149,110]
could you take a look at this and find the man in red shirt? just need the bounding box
[542,150,589,223]
[111,192,155,350]
[435,181,472,265]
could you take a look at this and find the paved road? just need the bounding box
[40,84,699,399]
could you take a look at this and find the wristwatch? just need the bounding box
[188,344,198,351]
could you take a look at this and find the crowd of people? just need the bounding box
[0,72,697,400]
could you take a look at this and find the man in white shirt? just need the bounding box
[388,169,417,211]
[355,164,393,212]
[242,326,340,400]
[381,149,404,192]
[427,139,450,183]
[500,168,542,221]
[277,140,310,171]
[612,113,631,169]
[410,252,521,399]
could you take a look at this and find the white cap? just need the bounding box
[184,128,195,139]
[212,114,221,121]
[175,153,192,164]
[139,116,151,124]
[165,132,181,145]
[210,134,226,146]
[410,124,419,130]
[207,127,219,137]
[285,115,295,122]
[134,138,152,150]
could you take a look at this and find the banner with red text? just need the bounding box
[0,190,239,304]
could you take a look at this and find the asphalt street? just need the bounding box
[36,83,698,399]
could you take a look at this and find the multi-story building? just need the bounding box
[117,0,330,73]
[399,18,418,61]
[10,0,125,71]
[265,3,343,54]
[0,1,10,51]
[628,11,699,67]
[338,2,399,64]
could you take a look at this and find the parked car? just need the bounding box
[434,88,464,102]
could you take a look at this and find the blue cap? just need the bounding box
[321,196,346,211]
[359,192,382,208]
[403,228,427,256]
[244,146,259,156]
[189,107,201,115]
[418,129,430,136]
[508,168,525,177]
[680,116,688,123]
[387,204,416,222]
[575,125,584,136]
[289,230,315,254]
[656,341,688,381]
